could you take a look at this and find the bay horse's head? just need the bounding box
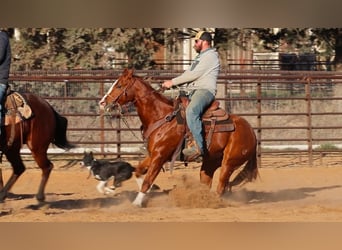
[99,68,137,113]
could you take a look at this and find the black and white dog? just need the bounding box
[80,151,135,194]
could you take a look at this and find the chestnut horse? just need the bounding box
[0,92,74,203]
[99,69,258,207]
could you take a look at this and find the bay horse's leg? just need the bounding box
[0,168,3,189]
[30,150,53,202]
[0,149,26,202]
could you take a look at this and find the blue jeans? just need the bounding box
[186,89,215,152]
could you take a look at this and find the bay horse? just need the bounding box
[0,91,74,203]
[99,69,258,207]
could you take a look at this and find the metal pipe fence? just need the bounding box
[9,69,342,167]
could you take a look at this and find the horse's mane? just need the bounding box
[135,74,174,106]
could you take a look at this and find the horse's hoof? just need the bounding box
[132,192,146,207]
[0,192,6,203]
[36,195,45,203]
[0,208,12,216]
[132,201,143,208]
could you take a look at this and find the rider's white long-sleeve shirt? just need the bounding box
[171,48,220,96]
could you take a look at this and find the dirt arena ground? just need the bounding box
[0,155,342,222]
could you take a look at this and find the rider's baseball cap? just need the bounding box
[194,31,212,42]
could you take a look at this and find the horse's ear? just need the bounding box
[127,68,134,76]
[123,68,134,77]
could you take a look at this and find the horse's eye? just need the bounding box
[116,84,122,89]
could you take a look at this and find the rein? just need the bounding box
[142,108,179,139]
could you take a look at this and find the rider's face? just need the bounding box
[193,39,203,53]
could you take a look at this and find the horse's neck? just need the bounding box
[134,83,173,126]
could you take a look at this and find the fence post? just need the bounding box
[256,78,262,168]
[305,76,313,166]
[99,82,105,154]
[117,117,121,158]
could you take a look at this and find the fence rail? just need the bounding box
[8,69,342,167]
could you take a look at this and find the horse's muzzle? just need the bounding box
[99,100,106,110]
[99,100,114,113]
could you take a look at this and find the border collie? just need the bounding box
[80,151,135,194]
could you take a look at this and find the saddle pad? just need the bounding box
[204,118,235,132]
[4,92,33,125]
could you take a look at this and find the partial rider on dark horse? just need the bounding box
[0,29,11,145]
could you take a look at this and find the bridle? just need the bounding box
[103,75,168,115]
[104,77,137,104]
[101,77,141,142]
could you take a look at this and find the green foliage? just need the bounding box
[7,28,342,71]
[215,28,341,68]
[315,143,339,151]
[10,28,161,70]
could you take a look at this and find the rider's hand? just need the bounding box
[162,80,173,88]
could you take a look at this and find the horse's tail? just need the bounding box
[229,149,258,188]
[52,109,75,150]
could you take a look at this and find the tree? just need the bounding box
[213,28,341,70]
[8,28,341,71]
[9,28,161,70]
[310,28,342,67]
[115,28,157,69]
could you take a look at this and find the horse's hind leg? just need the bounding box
[200,169,215,188]
[216,166,234,195]
[30,150,53,202]
[200,156,222,187]
[216,158,239,196]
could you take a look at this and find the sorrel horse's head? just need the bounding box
[99,68,258,208]
[99,68,138,113]
[99,68,173,122]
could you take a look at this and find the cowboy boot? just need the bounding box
[182,140,203,161]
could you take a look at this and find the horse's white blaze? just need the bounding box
[132,192,146,207]
[99,79,118,108]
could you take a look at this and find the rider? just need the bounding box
[162,30,220,160]
[0,30,11,135]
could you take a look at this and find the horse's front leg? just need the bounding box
[132,156,164,207]
[0,152,26,202]
[0,173,21,202]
